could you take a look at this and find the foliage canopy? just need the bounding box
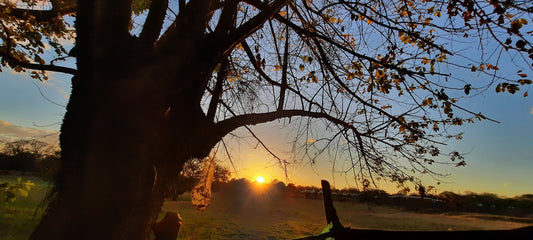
[1,0,532,190]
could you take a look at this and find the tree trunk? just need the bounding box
[30,54,218,239]
[29,1,224,238]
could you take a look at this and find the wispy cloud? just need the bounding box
[0,120,59,145]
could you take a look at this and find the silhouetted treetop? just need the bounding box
[2,0,532,189]
[1,1,531,239]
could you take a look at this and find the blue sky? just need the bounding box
[1,12,532,197]
[0,70,69,145]
[1,67,532,197]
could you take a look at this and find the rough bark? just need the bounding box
[30,4,221,237]
[30,59,220,240]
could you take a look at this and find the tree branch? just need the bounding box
[214,109,367,141]
[139,0,169,48]
[310,37,424,137]
[278,16,290,111]
[338,0,452,55]
[268,12,426,77]
[1,2,76,22]
[213,0,238,36]
[243,124,289,180]
[157,0,215,50]
[207,58,228,121]
[240,41,321,111]
[0,51,77,75]
[218,0,290,58]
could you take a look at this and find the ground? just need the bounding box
[1,176,531,240]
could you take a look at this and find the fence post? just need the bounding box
[321,180,340,225]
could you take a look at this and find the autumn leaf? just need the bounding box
[455,160,467,167]
[516,40,526,49]
[486,64,499,70]
[191,157,216,211]
[518,79,532,85]
[464,84,471,95]
[301,56,313,63]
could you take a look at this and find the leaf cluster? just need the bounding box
[0,0,75,79]
[0,177,34,204]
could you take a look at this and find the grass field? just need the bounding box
[1,176,532,240]
[0,175,52,240]
[163,192,532,240]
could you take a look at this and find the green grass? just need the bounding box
[0,175,52,240]
[161,193,532,240]
[1,176,531,240]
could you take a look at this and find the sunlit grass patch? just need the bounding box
[0,175,50,240]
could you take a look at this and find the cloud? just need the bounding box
[0,120,59,145]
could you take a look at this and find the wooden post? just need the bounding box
[293,180,533,240]
[321,180,340,225]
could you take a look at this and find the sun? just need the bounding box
[255,176,265,183]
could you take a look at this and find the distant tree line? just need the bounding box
[208,179,533,217]
[0,140,60,180]
[436,191,533,217]
[0,140,233,198]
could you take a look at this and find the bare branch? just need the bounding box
[240,41,322,111]
[213,0,239,36]
[218,0,290,57]
[139,0,169,48]
[271,13,427,77]
[0,51,76,75]
[207,58,229,121]
[338,0,452,55]
[243,124,288,180]
[310,38,424,137]
[214,109,367,140]
[278,16,290,111]
[157,0,215,50]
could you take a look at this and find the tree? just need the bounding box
[0,0,531,239]
[165,157,231,199]
[0,140,56,172]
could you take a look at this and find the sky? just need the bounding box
[1,4,532,198]
[222,101,533,198]
[1,61,532,197]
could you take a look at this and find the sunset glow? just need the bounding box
[256,176,265,183]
